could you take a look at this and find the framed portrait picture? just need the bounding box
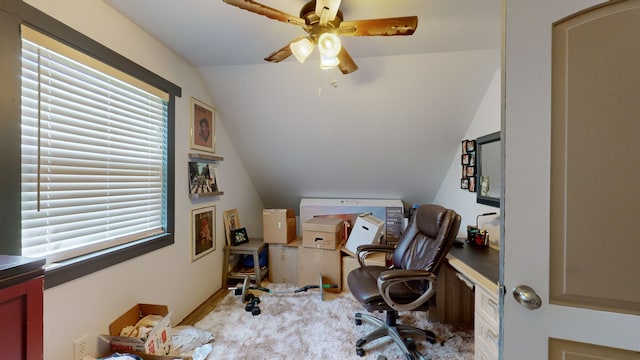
[190,97,215,153]
[188,161,219,195]
[461,178,469,189]
[223,209,241,245]
[229,227,249,246]
[465,140,476,153]
[191,205,215,261]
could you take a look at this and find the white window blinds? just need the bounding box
[21,26,168,263]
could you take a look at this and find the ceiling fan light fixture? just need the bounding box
[290,37,314,63]
[320,55,340,69]
[317,32,341,58]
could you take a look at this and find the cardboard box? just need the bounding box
[341,252,387,292]
[344,214,384,255]
[302,217,345,250]
[263,209,297,244]
[299,198,404,245]
[106,304,173,355]
[268,237,300,284]
[297,242,343,292]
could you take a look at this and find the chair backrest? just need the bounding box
[392,204,461,274]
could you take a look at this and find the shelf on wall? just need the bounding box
[189,191,224,199]
[188,153,223,162]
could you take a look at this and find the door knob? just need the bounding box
[512,285,542,310]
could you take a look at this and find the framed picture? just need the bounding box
[188,161,219,195]
[468,176,477,193]
[190,97,215,153]
[461,154,470,165]
[461,140,468,154]
[465,140,476,152]
[461,178,469,189]
[223,209,241,245]
[466,166,476,177]
[191,205,215,261]
[229,227,249,246]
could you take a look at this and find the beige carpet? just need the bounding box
[194,282,473,360]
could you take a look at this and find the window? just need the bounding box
[20,25,170,265]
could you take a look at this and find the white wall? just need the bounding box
[434,68,501,244]
[24,0,264,358]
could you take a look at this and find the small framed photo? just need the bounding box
[229,227,249,246]
[223,209,241,245]
[191,205,215,261]
[461,154,470,165]
[461,178,469,189]
[468,176,477,193]
[461,140,468,154]
[465,140,476,152]
[466,166,476,177]
[469,154,476,166]
[189,161,219,195]
[190,97,215,153]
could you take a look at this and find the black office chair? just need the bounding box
[347,204,461,360]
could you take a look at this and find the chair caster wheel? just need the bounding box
[355,318,362,326]
[405,337,416,351]
[356,348,365,357]
[424,330,436,344]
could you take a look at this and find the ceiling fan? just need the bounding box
[222,0,418,74]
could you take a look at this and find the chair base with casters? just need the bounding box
[354,310,435,360]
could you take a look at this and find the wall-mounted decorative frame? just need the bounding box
[190,97,215,154]
[223,209,241,245]
[460,139,477,192]
[188,153,224,199]
[189,161,219,196]
[476,131,501,207]
[229,227,249,246]
[191,205,215,261]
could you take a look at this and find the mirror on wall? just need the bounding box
[476,131,501,207]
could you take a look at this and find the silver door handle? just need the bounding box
[512,285,542,310]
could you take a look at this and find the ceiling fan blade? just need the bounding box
[338,16,418,36]
[337,47,358,74]
[223,0,307,27]
[316,0,341,26]
[264,43,293,63]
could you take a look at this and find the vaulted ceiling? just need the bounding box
[105,0,502,210]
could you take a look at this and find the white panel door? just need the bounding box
[503,0,640,359]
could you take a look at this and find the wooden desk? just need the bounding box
[0,255,45,360]
[439,243,500,360]
[222,238,268,287]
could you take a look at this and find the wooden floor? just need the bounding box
[178,288,228,326]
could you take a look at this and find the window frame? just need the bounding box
[1,1,181,288]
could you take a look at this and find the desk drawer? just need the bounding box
[474,327,498,360]
[475,311,499,356]
[475,285,499,326]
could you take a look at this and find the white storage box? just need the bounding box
[344,213,384,256]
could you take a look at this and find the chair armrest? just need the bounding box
[356,244,394,267]
[377,269,437,312]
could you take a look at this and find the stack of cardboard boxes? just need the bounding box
[298,216,346,292]
[263,208,392,293]
[263,209,299,284]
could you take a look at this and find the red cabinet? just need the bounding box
[0,255,45,360]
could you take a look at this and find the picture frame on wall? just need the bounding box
[229,227,249,246]
[223,208,241,245]
[190,97,215,153]
[191,205,215,261]
[465,139,476,152]
[461,178,469,189]
[188,161,219,195]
